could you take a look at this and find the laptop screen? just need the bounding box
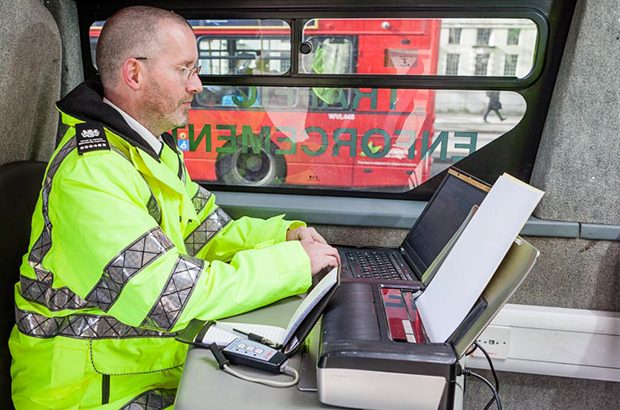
[401,169,490,280]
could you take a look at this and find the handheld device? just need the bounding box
[222,338,288,374]
[208,340,300,388]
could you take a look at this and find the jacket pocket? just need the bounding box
[89,336,187,375]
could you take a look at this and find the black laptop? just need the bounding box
[339,168,491,286]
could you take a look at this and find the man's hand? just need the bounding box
[287,227,327,244]
[298,238,341,276]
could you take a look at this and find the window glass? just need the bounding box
[175,86,525,192]
[448,28,462,45]
[445,53,460,75]
[507,28,520,45]
[504,54,519,76]
[193,20,291,75]
[475,53,490,76]
[300,18,537,78]
[476,28,491,45]
[89,19,291,75]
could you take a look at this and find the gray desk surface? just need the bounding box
[174,297,342,409]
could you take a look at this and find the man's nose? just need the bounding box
[187,73,203,94]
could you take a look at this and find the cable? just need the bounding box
[208,342,299,388]
[464,370,502,410]
[474,341,500,410]
[222,364,299,388]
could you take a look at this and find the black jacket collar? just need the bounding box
[57,81,168,160]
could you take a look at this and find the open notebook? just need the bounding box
[178,267,339,356]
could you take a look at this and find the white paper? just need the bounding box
[416,174,544,343]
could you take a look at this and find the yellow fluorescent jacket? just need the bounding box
[9,82,311,409]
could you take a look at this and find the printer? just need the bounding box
[316,237,539,410]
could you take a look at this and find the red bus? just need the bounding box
[91,18,441,190]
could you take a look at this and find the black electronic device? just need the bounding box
[222,338,289,374]
[339,168,490,286]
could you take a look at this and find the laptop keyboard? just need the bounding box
[345,250,414,281]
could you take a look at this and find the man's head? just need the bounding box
[96,6,202,135]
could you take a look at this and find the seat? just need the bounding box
[0,160,47,409]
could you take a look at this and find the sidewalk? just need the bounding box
[435,112,520,133]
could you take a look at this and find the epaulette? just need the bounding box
[75,121,110,155]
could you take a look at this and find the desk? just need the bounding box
[174,297,341,409]
[174,297,465,410]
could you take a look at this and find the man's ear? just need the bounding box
[122,58,143,91]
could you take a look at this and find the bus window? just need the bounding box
[88,16,534,193]
[193,19,290,75]
[90,19,291,76]
[300,18,538,78]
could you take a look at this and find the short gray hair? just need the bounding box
[96,6,191,88]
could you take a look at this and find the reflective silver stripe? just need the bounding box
[86,228,174,311]
[20,275,91,311]
[142,255,204,331]
[184,207,231,256]
[191,185,212,214]
[120,388,176,410]
[15,307,175,339]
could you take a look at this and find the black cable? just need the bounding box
[474,341,500,410]
[464,343,478,357]
[465,370,502,410]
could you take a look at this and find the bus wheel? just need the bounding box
[215,140,286,186]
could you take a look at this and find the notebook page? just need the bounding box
[200,322,286,347]
[281,267,338,346]
[416,174,544,343]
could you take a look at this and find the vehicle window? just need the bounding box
[90,19,291,76]
[176,87,525,191]
[87,12,547,197]
[194,20,291,75]
[300,18,537,78]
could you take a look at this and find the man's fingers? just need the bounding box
[309,228,327,244]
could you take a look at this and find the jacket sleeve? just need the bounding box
[183,180,306,263]
[51,150,312,333]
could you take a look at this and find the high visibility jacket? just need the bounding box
[9,82,311,409]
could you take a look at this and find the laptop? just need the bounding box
[339,168,491,286]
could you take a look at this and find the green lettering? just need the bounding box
[452,132,478,161]
[188,124,212,152]
[232,86,258,108]
[216,125,236,154]
[394,130,418,159]
[352,89,378,110]
[301,127,328,156]
[275,127,297,155]
[422,131,449,161]
[361,129,391,158]
[333,128,357,158]
[241,125,271,153]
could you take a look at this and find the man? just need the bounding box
[9,6,339,409]
[483,90,506,122]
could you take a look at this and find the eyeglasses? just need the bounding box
[134,57,202,80]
